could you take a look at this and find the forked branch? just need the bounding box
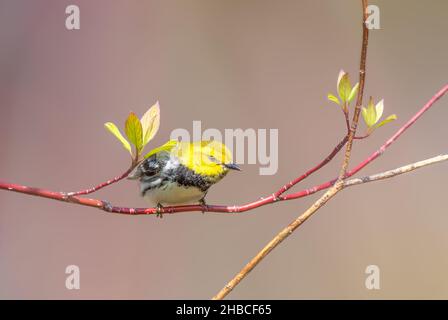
[212,0,371,299]
[0,0,446,300]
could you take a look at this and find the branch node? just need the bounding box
[102,200,113,212]
[361,176,370,183]
[61,192,70,201]
[230,205,239,213]
[200,204,209,214]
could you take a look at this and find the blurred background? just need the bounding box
[1,0,447,299]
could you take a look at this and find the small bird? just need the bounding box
[128,140,240,209]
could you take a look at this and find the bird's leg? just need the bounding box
[155,203,164,218]
[199,197,209,214]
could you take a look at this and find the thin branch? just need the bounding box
[354,132,371,139]
[280,83,448,201]
[338,0,369,178]
[212,0,371,300]
[0,181,106,209]
[344,154,448,188]
[67,165,136,196]
[273,134,348,198]
[344,109,351,134]
[348,83,448,177]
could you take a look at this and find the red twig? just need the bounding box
[273,135,349,198]
[348,84,448,176]
[1,84,446,216]
[354,134,370,139]
[283,83,448,199]
[67,166,135,196]
[344,107,351,134]
[0,181,106,209]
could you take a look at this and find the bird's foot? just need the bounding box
[199,198,209,214]
[155,203,164,218]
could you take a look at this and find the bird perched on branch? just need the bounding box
[128,140,240,211]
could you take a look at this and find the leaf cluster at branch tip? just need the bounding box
[327,70,397,135]
[327,70,359,112]
[104,102,160,160]
[361,97,397,133]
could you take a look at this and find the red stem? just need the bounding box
[67,166,135,196]
[273,135,348,198]
[1,84,447,215]
[283,83,448,199]
[349,84,448,177]
[0,181,106,208]
[344,108,351,134]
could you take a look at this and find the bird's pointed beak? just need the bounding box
[224,163,241,171]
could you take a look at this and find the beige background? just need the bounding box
[1,0,447,299]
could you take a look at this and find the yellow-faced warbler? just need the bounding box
[128,140,240,207]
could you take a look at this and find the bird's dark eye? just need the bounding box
[208,155,218,163]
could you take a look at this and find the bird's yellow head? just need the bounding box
[175,140,240,177]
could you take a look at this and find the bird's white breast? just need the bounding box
[143,181,205,206]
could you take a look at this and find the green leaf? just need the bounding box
[144,140,178,159]
[327,93,340,105]
[374,99,384,123]
[125,112,143,152]
[361,107,370,127]
[348,82,359,103]
[104,122,132,155]
[337,70,345,89]
[374,114,397,129]
[337,72,352,103]
[362,97,377,128]
[141,101,160,146]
